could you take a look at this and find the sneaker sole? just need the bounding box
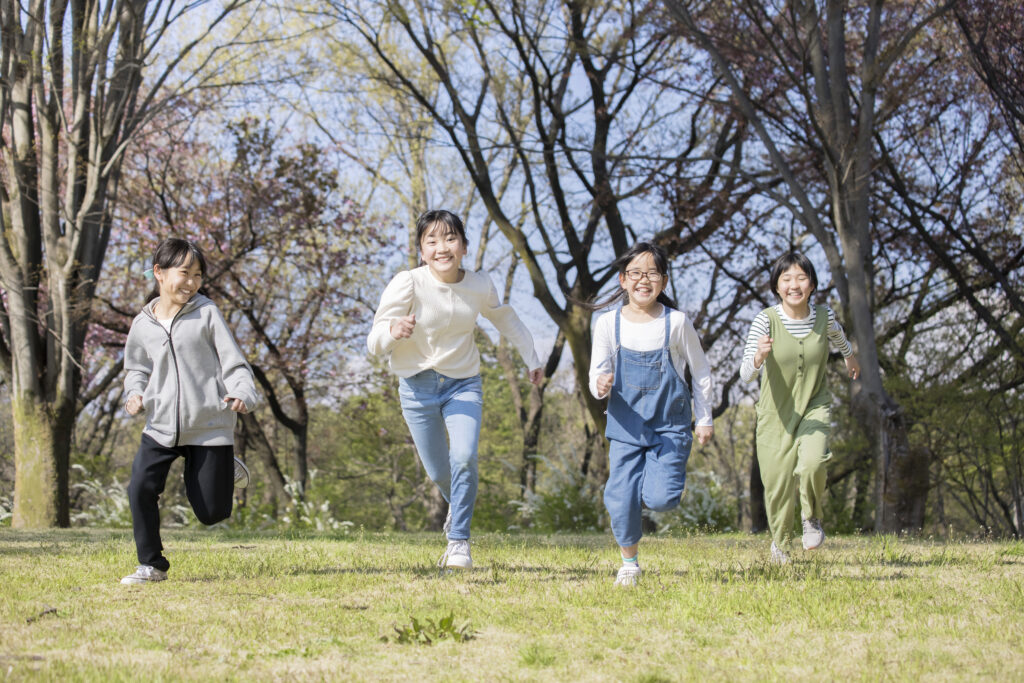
[445,559,473,569]
[802,537,825,550]
[234,458,250,489]
[120,577,166,585]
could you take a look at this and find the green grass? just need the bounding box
[1,530,1022,680]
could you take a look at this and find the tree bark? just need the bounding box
[666,0,943,532]
[1,0,251,528]
[10,397,72,527]
[748,440,768,534]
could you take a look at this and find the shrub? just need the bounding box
[647,469,737,533]
[509,453,604,533]
[69,464,192,528]
[0,493,11,526]
[228,470,355,533]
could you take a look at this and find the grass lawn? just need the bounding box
[1,529,1022,681]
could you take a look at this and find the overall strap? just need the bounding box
[765,305,780,339]
[813,304,828,335]
[663,306,672,350]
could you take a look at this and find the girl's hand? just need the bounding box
[596,373,614,397]
[125,395,143,416]
[845,355,860,380]
[528,368,544,386]
[390,314,416,340]
[753,334,773,368]
[224,396,249,414]
[695,425,714,446]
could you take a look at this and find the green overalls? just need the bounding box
[755,305,832,550]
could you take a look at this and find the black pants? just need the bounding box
[128,433,234,571]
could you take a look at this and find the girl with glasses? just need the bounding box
[588,242,715,586]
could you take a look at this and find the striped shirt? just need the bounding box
[740,305,853,383]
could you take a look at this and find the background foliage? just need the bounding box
[1,0,1022,539]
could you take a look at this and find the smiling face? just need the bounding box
[420,222,467,282]
[154,255,203,312]
[775,264,814,314]
[619,252,666,311]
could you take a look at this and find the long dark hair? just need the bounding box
[769,251,818,300]
[587,242,678,310]
[145,238,209,303]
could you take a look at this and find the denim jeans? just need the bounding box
[604,434,691,547]
[398,370,483,540]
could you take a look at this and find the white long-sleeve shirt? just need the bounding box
[588,306,714,427]
[367,266,541,378]
[739,304,854,383]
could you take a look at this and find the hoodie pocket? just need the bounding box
[143,385,177,437]
[182,376,232,431]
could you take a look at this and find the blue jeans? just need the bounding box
[604,433,691,547]
[398,370,483,540]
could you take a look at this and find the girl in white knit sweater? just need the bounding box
[368,210,543,569]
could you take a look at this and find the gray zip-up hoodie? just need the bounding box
[124,294,259,447]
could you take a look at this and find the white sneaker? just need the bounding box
[443,508,452,537]
[233,457,250,489]
[802,518,825,550]
[438,540,472,569]
[614,564,642,587]
[770,542,790,565]
[120,565,168,585]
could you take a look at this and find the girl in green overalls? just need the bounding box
[740,252,859,563]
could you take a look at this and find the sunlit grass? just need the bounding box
[1,529,1021,680]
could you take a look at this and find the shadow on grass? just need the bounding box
[277,563,610,582]
[667,567,913,583]
[0,529,128,556]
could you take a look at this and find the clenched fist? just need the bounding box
[753,334,774,368]
[125,395,143,416]
[390,314,416,340]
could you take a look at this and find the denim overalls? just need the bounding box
[604,307,694,547]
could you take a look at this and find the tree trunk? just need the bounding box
[237,412,290,505]
[1,0,249,529]
[11,397,72,528]
[748,440,768,534]
[852,447,875,532]
[293,426,309,496]
[233,420,249,508]
[850,385,927,532]
[426,486,448,532]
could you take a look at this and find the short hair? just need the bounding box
[769,252,818,299]
[415,209,468,249]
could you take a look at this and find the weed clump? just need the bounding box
[382,612,477,645]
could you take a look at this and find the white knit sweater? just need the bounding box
[368,266,541,378]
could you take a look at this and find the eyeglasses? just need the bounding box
[624,270,664,282]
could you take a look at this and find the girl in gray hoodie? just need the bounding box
[120,238,258,585]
